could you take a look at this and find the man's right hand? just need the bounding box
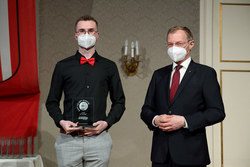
[59,120,82,134]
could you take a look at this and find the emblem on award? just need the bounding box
[72,97,94,127]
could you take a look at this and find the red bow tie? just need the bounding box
[80,57,95,66]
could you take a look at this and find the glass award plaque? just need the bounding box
[72,97,94,127]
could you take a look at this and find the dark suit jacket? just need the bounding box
[141,60,225,166]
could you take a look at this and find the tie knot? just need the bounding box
[176,65,182,71]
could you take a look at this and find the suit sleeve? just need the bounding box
[185,68,225,132]
[141,72,158,131]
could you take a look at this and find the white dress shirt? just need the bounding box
[170,57,191,87]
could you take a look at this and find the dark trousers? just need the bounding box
[152,161,206,167]
[152,162,205,167]
[152,149,206,167]
[152,154,206,167]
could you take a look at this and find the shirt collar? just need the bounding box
[172,57,191,71]
[75,50,100,62]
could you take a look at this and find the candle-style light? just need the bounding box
[131,41,135,58]
[135,41,139,55]
[123,40,140,76]
[124,40,128,55]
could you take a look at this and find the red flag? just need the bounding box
[0,0,39,140]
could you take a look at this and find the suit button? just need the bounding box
[169,111,172,114]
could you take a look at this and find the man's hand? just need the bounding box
[84,121,108,136]
[154,114,185,132]
[59,120,82,134]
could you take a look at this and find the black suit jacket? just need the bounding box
[141,60,225,166]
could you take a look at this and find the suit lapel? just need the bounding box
[171,60,196,104]
[165,65,172,106]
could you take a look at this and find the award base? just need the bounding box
[69,125,96,128]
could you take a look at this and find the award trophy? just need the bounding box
[72,97,94,128]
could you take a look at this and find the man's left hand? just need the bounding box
[84,121,108,136]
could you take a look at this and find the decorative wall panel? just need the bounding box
[220,3,250,62]
[221,70,250,167]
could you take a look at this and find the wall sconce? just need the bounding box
[123,40,140,76]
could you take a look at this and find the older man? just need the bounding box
[141,26,225,167]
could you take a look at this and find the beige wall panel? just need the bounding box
[221,4,250,62]
[201,0,250,167]
[222,71,250,167]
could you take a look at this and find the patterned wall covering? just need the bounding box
[38,0,199,166]
[93,0,200,78]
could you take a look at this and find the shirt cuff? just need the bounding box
[183,117,188,128]
[152,115,159,127]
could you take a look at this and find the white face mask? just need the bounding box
[77,33,96,49]
[168,46,187,62]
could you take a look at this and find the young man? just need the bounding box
[141,26,225,167]
[46,15,125,167]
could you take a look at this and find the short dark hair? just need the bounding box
[75,15,98,32]
[167,26,193,41]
